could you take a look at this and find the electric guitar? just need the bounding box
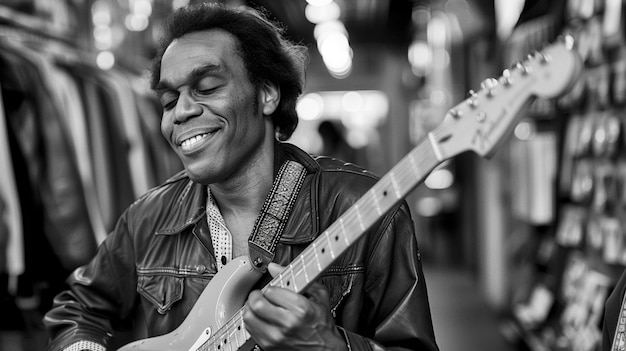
[119,38,582,351]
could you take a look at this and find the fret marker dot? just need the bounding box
[383,190,388,196]
[335,235,339,241]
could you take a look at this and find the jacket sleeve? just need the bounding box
[44,210,138,351]
[344,203,439,351]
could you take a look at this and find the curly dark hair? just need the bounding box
[149,3,309,140]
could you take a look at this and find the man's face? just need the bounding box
[156,29,270,184]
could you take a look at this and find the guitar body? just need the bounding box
[118,257,262,351]
[115,40,581,351]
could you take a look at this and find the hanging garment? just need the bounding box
[99,70,152,198]
[0,82,23,292]
[126,74,183,185]
[0,54,70,310]
[0,40,97,270]
[64,66,119,231]
[46,61,107,244]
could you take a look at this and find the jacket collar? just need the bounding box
[155,142,318,236]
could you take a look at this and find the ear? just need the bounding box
[260,80,280,115]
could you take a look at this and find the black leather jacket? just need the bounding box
[44,143,439,351]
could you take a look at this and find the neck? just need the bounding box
[209,137,276,218]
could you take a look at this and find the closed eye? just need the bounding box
[160,93,178,111]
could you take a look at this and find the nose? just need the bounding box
[174,90,202,123]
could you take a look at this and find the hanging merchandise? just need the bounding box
[0,83,23,294]
[0,3,183,345]
[501,0,626,350]
[510,129,558,225]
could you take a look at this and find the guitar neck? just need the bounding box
[198,138,444,351]
[265,136,443,294]
[125,40,581,351]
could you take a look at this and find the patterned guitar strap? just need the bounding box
[612,292,626,351]
[248,159,307,274]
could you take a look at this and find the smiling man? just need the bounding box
[44,3,439,351]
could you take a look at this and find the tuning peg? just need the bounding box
[560,34,575,50]
[481,78,499,97]
[501,69,513,86]
[448,109,462,119]
[466,90,479,108]
[528,50,551,64]
[514,61,532,75]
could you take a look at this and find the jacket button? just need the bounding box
[196,265,206,273]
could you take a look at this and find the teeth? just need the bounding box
[181,133,208,150]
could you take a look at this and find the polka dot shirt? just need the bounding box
[206,187,232,271]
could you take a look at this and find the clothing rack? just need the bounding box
[0,4,79,48]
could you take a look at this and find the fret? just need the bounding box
[354,204,365,231]
[219,331,227,351]
[341,210,360,244]
[278,271,285,288]
[117,41,581,351]
[339,218,350,246]
[371,189,382,215]
[242,321,251,340]
[226,334,233,351]
[294,261,309,293]
[203,134,437,351]
[232,326,240,349]
[289,264,297,292]
[363,192,382,219]
[230,328,237,351]
[300,255,309,284]
[312,242,322,272]
[409,150,421,181]
[389,171,402,199]
[392,166,410,195]
[325,231,336,259]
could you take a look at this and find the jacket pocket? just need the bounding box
[137,271,184,314]
[318,264,363,315]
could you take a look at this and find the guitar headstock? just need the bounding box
[428,37,583,159]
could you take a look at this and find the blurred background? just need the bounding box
[0,0,622,350]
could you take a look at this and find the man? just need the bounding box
[44,3,439,351]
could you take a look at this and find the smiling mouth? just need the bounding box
[180,133,210,152]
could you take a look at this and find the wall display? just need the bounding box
[502,1,626,350]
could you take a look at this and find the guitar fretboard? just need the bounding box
[199,137,442,351]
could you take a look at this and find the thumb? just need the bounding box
[267,262,285,278]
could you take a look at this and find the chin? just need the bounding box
[184,166,225,185]
[184,167,210,185]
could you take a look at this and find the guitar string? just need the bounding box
[256,143,437,295]
[204,46,576,349]
[202,143,437,350]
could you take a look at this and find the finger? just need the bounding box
[303,281,331,307]
[263,286,311,313]
[267,262,285,278]
[243,304,284,347]
[246,289,298,326]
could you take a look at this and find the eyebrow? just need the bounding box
[154,63,222,93]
